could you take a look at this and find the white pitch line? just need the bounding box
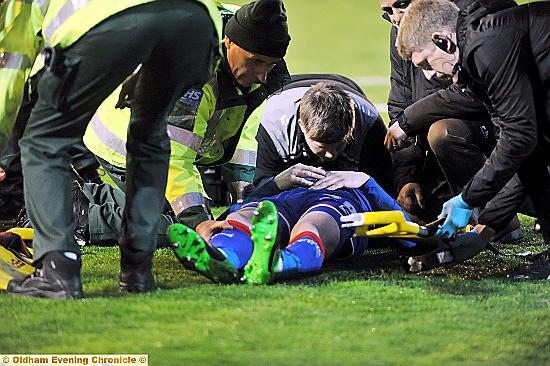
[351,76,389,113]
[374,103,388,113]
[354,75,389,86]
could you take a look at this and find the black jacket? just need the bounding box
[457,0,550,207]
[385,1,491,192]
[254,74,395,196]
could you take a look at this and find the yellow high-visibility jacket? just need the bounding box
[0,0,222,148]
[84,59,290,227]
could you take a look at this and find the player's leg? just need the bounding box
[242,201,282,285]
[271,211,339,275]
[167,205,258,283]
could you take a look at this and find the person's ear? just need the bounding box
[224,37,232,49]
[431,33,456,54]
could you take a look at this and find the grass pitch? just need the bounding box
[1,215,548,365]
[0,1,547,365]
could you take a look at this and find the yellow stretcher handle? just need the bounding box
[7,227,34,241]
[0,246,34,290]
[353,211,426,238]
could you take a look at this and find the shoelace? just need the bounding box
[32,268,43,278]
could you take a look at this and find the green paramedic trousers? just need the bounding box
[20,0,217,260]
[83,182,174,248]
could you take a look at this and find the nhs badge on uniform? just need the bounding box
[168,88,204,129]
[182,88,203,104]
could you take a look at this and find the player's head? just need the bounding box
[397,0,459,80]
[299,82,355,162]
[224,0,291,88]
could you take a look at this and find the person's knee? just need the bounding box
[291,221,318,237]
[427,119,451,154]
[227,207,255,227]
[291,212,339,258]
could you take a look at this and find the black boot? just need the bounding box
[406,232,487,273]
[511,250,550,280]
[489,215,524,244]
[119,249,155,293]
[7,251,83,299]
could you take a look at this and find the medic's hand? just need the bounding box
[310,171,371,190]
[274,163,327,191]
[397,183,425,212]
[195,219,233,243]
[384,122,408,151]
[435,194,473,239]
[228,181,254,204]
[0,167,5,182]
[115,72,139,109]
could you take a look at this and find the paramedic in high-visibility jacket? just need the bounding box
[0,0,41,149]
[1,0,223,299]
[82,0,291,241]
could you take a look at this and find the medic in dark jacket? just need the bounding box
[381,0,496,224]
[396,0,550,243]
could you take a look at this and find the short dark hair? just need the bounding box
[299,82,355,144]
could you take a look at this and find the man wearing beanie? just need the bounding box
[66,1,292,252]
[224,0,290,63]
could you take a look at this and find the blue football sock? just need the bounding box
[277,231,324,273]
[210,222,252,270]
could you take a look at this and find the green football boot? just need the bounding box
[242,200,281,285]
[167,223,239,284]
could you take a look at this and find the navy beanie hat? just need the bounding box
[225,0,291,58]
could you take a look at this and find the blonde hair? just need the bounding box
[397,0,459,59]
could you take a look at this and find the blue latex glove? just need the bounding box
[435,194,474,238]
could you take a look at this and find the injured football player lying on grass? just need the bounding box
[0,173,502,288]
[167,171,487,285]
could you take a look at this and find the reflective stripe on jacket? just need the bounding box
[0,0,43,146]
[0,0,222,147]
[83,61,270,215]
[42,0,222,48]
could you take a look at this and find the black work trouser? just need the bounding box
[462,133,550,243]
[504,141,550,243]
[19,0,216,261]
[428,118,529,232]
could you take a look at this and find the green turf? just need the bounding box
[230,0,393,120]
[1,1,547,364]
[0,215,548,365]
